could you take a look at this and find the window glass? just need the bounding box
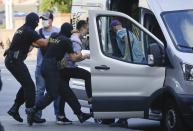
[97,15,160,64]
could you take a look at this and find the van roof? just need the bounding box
[147,0,193,12]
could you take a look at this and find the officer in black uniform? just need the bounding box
[4,12,48,125]
[28,22,91,126]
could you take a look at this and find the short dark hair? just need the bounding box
[76,20,87,30]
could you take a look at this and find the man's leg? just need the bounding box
[58,81,91,123]
[34,66,46,123]
[61,67,92,98]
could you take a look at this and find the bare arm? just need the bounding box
[32,39,48,48]
[68,53,82,62]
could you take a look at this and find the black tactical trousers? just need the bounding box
[60,67,92,98]
[36,58,81,115]
[0,122,4,131]
[5,56,35,108]
[58,67,92,115]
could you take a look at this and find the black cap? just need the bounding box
[40,11,54,20]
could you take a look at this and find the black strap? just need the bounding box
[39,28,47,56]
[39,28,45,39]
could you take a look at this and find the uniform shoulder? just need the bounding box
[52,26,60,33]
[50,32,59,38]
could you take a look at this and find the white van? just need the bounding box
[70,0,193,131]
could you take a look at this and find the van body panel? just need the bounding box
[139,0,193,96]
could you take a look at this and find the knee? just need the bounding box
[48,92,58,100]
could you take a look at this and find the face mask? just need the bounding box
[42,20,49,28]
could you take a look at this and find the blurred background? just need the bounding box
[0,0,72,60]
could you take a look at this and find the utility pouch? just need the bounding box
[7,50,20,61]
[57,58,67,70]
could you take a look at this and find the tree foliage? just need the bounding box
[39,0,72,13]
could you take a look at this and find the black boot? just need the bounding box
[7,103,23,122]
[77,112,91,123]
[25,107,37,126]
[33,116,46,124]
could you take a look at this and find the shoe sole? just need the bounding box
[33,120,46,124]
[56,121,72,125]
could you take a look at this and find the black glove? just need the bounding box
[3,48,9,57]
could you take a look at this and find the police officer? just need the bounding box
[4,12,48,125]
[35,11,60,124]
[28,22,91,126]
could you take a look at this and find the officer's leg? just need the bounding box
[15,88,25,105]
[31,67,60,121]
[26,68,58,126]
[7,87,25,122]
[59,81,91,123]
[5,58,25,106]
[55,78,72,125]
[5,59,26,122]
[6,61,35,108]
[61,67,92,98]
[18,62,35,108]
[58,77,70,117]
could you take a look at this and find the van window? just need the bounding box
[97,15,160,64]
[144,13,166,44]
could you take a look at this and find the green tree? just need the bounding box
[39,0,72,13]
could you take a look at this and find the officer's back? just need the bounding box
[9,25,37,59]
[44,33,72,62]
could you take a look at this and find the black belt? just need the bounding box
[6,50,26,62]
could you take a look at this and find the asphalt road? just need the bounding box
[0,60,161,131]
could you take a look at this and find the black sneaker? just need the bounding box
[56,116,72,125]
[77,113,91,123]
[33,116,46,124]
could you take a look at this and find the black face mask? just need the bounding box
[60,22,73,38]
[25,12,39,30]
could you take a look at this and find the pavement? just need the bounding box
[0,60,161,131]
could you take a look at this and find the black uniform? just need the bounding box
[4,13,40,124]
[35,33,82,115]
[5,24,41,108]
